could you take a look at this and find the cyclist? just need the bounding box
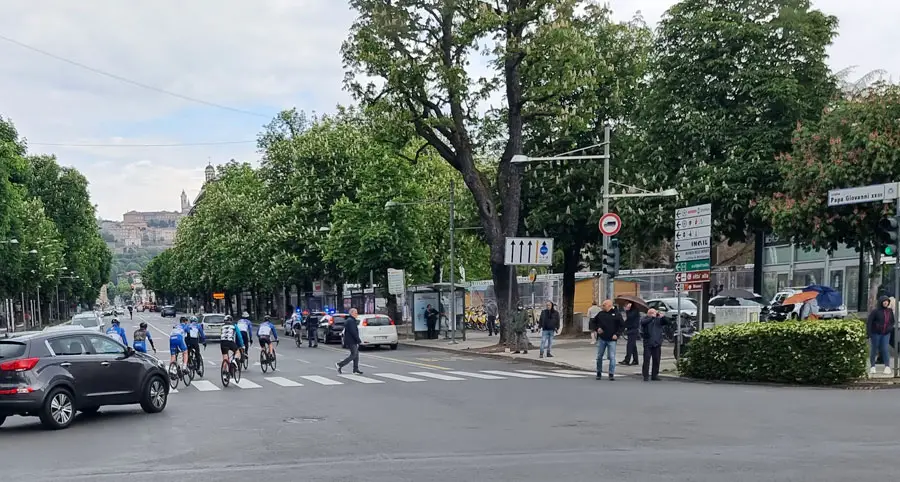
[184,315,206,366]
[219,315,244,368]
[133,322,157,354]
[169,321,188,369]
[106,318,128,346]
[237,311,253,361]
[257,315,278,359]
[127,305,133,320]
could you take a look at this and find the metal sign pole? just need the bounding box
[676,290,682,360]
[895,196,900,377]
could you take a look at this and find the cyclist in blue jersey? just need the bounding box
[219,315,244,366]
[257,316,279,358]
[237,312,253,360]
[106,318,128,346]
[169,322,188,369]
[184,316,206,364]
[132,322,156,353]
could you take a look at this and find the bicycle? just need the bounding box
[220,350,242,387]
[187,345,205,378]
[168,351,193,389]
[260,340,279,373]
[295,328,303,348]
[240,343,251,370]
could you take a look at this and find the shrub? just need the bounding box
[678,318,867,385]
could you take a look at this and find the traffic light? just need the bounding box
[877,215,900,257]
[602,238,620,278]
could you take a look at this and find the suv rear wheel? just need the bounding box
[39,388,75,430]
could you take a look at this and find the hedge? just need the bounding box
[677,319,867,385]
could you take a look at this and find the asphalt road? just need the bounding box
[1,311,897,481]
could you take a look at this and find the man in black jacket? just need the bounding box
[589,300,624,380]
[620,303,641,366]
[538,301,560,358]
[336,308,363,375]
[867,295,896,376]
[640,308,669,381]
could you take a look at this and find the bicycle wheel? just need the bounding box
[260,350,268,373]
[195,353,205,378]
[168,362,180,390]
[233,360,242,383]
[242,349,249,370]
[182,364,193,387]
[221,361,230,387]
[271,352,277,371]
[295,332,302,348]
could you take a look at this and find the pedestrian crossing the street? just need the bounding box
[164,369,597,395]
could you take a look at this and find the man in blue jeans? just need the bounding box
[589,300,624,380]
[538,301,560,358]
[867,295,895,376]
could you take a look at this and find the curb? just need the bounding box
[399,340,589,371]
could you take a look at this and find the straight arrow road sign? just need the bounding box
[505,237,554,266]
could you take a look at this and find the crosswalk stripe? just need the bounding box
[482,370,545,379]
[300,375,343,386]
[235,378,262,389]
[192,380,221,391]
[410,371,465,381]
[339,374,384,384]
[447,371,506,380]
[517,370,583,378]
[207,360,218,366]
[553,369,595,376]
[373,373,425,382]
[265,377,303,387]
[169,388,178,394]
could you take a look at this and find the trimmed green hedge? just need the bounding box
[678,319,867,385]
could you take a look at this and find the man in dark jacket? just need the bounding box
[336,308,363,375]
[424,304,439,340]
[589,300,624,380]
[640,308,669,381]
[620,303,641,366]
[867,295,896,376]
[538,301,560,358]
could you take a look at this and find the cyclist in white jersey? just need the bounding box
[257,316,278,358]
[219,315,244,365]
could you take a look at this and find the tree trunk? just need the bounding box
[560,245,580,335]
[491,260,517,345]
[868,249,883,312]
[386,294,400,325]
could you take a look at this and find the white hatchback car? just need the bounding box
[357,314,399,350]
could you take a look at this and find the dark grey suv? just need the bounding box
[0,329,169,430]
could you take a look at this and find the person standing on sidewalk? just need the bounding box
[512,301,528,354]
[424,304,439,340]
[335,308,363,375]
[538,301,560,358]
[587,301,601,345]
[620,302,641,366]
[590,300,624,380]
[867,295,895,376]
[640,308,668,381]
[484,300,498,336]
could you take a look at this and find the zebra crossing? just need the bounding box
[166,368,598,394]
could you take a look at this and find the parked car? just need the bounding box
[357,314,399,350]
[200,313,226,341]
[160,306,177,318]
[317,313,350,344]
[0,330,169,430]
[769,287,847,320]
[45,313,105,334]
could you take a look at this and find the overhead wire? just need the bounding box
[28,140,257,148]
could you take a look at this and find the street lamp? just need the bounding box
[385,180,459,344]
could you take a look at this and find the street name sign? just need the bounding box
[828,183,898,207]
[505,237,554,266]
[598,212,622,236]
[675,270,710,283]
[675,238,711,251]
[675,282,704,292]
[674,247,710,262]
[675,225,712,241]
[675,259,710,272]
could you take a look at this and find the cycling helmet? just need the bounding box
[189,316,199,323]
[264,315,270,322]
[241,311,250,318]
[140,322,147,329]
[111,318,120,325]
[224,315,233,322]
[179,316,188,323]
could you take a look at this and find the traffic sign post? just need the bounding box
[674,203,713,358]
[504,237,554,266]
[599,213,622,237]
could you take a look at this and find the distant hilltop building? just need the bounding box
[100,191,191,253]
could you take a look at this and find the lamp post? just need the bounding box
[385,180,458,343]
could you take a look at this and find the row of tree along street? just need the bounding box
[0,119,112,326]
[141,0,900,343]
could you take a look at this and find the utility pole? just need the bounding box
[449,179,457,344]
[601,124,612,301]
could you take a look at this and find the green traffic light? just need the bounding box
[886,246,896,256]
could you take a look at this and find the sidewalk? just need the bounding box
[399,330,678,377]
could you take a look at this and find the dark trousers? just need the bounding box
[307,326,318,347]
[426,320,437,339]
[338,343,359,372]
[642,344,661,379]
[487,315,496,335]
[624,332,638,364]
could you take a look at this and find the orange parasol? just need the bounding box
[782,291,818,305]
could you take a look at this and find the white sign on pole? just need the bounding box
[387,269,405,295]
[675,215,711,230]
[504,237,554,266]
[674,248,711,262]
[675,238,710,251]
[828,183,899,206]
[675,203,712,220]
[675,226,712,241]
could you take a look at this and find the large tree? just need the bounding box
[343,0,589,342]
[636,0,838,245]
[762,83,900,310]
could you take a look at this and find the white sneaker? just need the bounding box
[885,366,893,375]
[870,366,877,375]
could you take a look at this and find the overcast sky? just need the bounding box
[0,0,895,220]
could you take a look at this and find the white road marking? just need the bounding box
[517,370,583,378]
[339,374,384,384]
[295,358,311,364]
[481,370,545,379]
[409,371,465,381]
[359,363,377,369]
[447,371,506,380]
[235,378,262,389]
[207,360,218,366]
[265,377,303,387]
[192,380,221,391]
[300,375,343,386]
[372,373,425,383]
[552,370,595,376]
